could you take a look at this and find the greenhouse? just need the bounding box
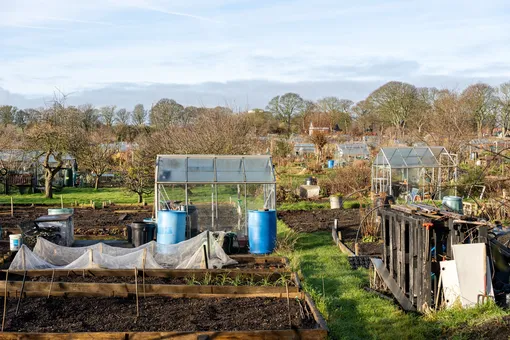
[336,142,370,162]
[154,155,276,238]
[371,146,458,200]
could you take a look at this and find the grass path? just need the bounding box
[276,221,508,340]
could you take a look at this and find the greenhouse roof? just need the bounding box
[373,147,451,169]
[337,143,369,157]
[155,155,276,184]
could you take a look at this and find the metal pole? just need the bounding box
[244,184,248,236]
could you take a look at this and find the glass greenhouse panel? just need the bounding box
[157,157,186,182]
[216,158,244,182]
[187,158,214,182]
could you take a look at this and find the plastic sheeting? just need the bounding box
[9,231,237,270]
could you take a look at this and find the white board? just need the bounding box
[452,243,487,308]
[440,260,461,308]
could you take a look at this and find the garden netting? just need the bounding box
[9,231,237,270]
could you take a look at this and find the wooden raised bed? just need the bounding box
[0,293,327,339]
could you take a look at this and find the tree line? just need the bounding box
[1,80,510,199]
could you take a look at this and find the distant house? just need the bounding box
[308,122,330,136]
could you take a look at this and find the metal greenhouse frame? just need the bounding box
[371,147,458,200]
[154,155,276,238]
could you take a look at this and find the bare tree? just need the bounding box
[266,93,305,134]
[497,82,510,137]
[150,98,184,129]
[367,81,419,138]
[115,108,131,126]
[77,104,99,131]
[309,132,328,163]
[317,97,353,131]
[461,83,497,138]
[100,105,116,127]
[0,105,17,127]
[132,104,147,126]
[25,93,85,198]
[75,128,119,190]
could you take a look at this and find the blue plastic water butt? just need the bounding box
[442,196,463,214]
[327,160,335,168]
[157,211,186,245]
[248,210,277,254]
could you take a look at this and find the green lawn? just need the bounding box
[275,221,509,340]
[0,187,153,206]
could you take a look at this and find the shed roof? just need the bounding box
[156,155,276,184]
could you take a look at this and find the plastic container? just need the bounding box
[10,234,22,251]
[48,208,74,215]
[330,196,342,209]
[157,211,186,245]
[248,210,277,255]
[130,222,156,247]
[442,196,463,214]
[328,160,335,168]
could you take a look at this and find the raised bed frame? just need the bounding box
[0,289,327,339]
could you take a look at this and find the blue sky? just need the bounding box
[1,0,510,109]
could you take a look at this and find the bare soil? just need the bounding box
[1,205,152,236]
[278,209,360,234]
[345,241,383,256]
[4,296,317,332]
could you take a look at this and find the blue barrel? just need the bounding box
[327,160,335,168]
[248,210,277,254]
[48,208,74,215]
[157,211,186,245]
[442,196,463,214]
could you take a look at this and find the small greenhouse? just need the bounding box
[154,155,276,238]
[371,147,458,200]
[336,143,370,162]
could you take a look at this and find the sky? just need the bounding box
[1,0,510,109]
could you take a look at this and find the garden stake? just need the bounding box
[134,268,139,317]
[48,269,55,298]
[15,270,27,316]
[322,274,325,298]
[60,195,63,209]
[203,245,209,269]
[10,197,13,217]
[2,270,9,332]
[434,271,443,309]
[142,249,147,298]
[285,281,292,327]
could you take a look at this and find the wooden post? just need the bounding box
[338,231,343,241]
[60,195,64,209]
[10,197,13,217]
[354,243,360,256]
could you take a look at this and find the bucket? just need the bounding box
[48,208,74,215]
[330,196,342,209]
[442,196,463,214]
[327,160,335,168]
[248,210,277,254]
[9,234,22,251]
[157,211,186,245]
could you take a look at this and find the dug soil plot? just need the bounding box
[4,296,317,332]
[278,208,359,233]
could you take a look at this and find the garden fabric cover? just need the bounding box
[9,231,237,270]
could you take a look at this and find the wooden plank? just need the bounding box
[408,218,415,305]
[421,227,432,311]
[371,258,416,312]
[337,241,355,256]
[0,282,301,298]
[0,329,328,340]
[415,223,423,310]
[304,292,329,332]
[382,212,388,269]
[399,218,406,292]
[389,213,395,277]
